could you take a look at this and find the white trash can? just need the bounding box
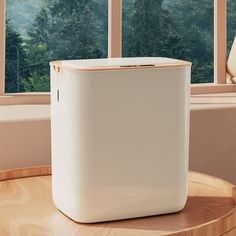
[50,57,191,223]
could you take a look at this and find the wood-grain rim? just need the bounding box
[0,167,235,236]
[0,166,51,182]
[172,172,236,236]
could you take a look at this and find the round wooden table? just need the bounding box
[0,167,236,236]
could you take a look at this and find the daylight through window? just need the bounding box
[5,0,108,93]
[123,0,214,84]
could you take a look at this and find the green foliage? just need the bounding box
[6,0,106,92]
[21,72,50,92]
[28,7,51,45]
[5,19,27,93]
[191,60,214,84]
[124,0,177,57]
[6,0,52,39]
[164,0,214,83]
[227,0,236,54]
[6,0,236,90]
[93,0,108,56]
[123,0,214,83]
[48,0,104,60]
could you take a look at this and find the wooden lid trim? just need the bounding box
[50,60,192,73]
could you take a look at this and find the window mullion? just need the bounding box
[0,0,6,95]
[108,0,122,58]
[214,0,227,84]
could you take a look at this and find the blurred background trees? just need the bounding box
[6,0,107,92]
[6,0,234,92]
[5,19,27,92]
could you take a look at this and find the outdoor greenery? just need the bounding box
[123,0,214,84]
[5,0,235,92]
[5,0,107,92]
[228,0,236,54]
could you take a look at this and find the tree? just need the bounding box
[22,0,105,92]
[22,7,51,92]
[48,0,104,60]
[227,0,236,54]
[93,0,108,56]
[28,7,51,45]
[125,0,168,56]
[165,0,214,83]
[166,0,213,60]
[124,0,188,59]
[23,43,50,92]
[21,72,50,92]
[5,19,26,93]
[123,0,214,83]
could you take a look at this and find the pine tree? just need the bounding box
[49,0,104,60]
[22,7,51,92]
[28,7,50,45]
[93,0,108,56]
[227,0,236,53]
[125,0,187,59]
[22,0,105,92]
[5,19,26,93]
[27,6,51,76]
[165,0,214,83]
[166,0,213,62]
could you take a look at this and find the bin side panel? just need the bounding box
[51,66,190,223]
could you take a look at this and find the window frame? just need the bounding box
[0,0,5,97]
[191,0,236,94]
[0,0,236,105]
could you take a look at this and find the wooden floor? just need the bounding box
[0,167,236,236]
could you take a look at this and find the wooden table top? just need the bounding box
[0,166,236,236]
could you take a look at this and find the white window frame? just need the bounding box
[1,0,236,105]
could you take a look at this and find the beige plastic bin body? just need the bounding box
[50,57,191,223]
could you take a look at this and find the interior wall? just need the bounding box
[189,107,236,184]
[0,120,51,170]
[0,105,51,170]
[0,104,236,185]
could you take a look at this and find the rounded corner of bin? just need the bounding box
[50,61,63,73]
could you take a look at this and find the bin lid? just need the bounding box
[50,57,191,72]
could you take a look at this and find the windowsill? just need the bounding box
[191,93,236,110]
[191,84,236,94]
[0,93,50,105]
[1,93,236,122]
[1,84,236,105]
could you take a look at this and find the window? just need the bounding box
[228,0,236,54]
[1,0,236,99]
[123,0,214,84]
[5,0,108,93]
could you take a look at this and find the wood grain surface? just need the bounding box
[223,227,236,236]
[0,167,236,236]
